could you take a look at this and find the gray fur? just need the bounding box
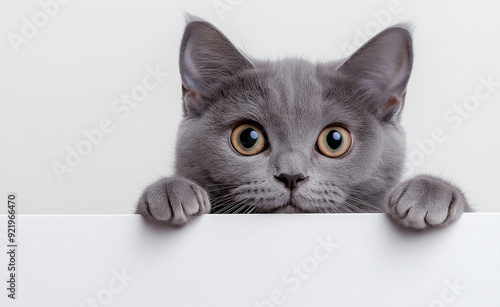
[136,18,471,229]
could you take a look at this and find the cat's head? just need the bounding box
[175,18,413,214]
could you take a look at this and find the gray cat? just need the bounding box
[136,18,472,229]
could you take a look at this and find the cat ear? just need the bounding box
[338,25,413,121]
[179,17,253,117]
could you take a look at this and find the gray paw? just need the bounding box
[388,175,471,229]
[136,177,211,226]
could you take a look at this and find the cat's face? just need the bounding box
[175,19,412,214]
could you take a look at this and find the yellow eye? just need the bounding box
[316,126,352,157]
[231,123,267,156]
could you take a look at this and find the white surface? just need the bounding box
[1,0,500,214]
[0,213,499,306]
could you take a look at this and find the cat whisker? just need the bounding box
[242,205,254,214]
[211,196,235,213]
[337,203,354,213]
[324,182,380,202]
[204,186,239,194]
[203,184,240,191]
[319,206,330,214]
[212,202,235,214]
[211,193,237,204]
[202,183,241,188]
[341,200,369,213]
[234,203,251,214]
[212,200,238,214]
[345,188,381,201]
[342,195,382,213]
[212,196,249,214]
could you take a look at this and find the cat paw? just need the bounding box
[388,175,471,230]
[136,177,211,226]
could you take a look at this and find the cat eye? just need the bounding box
[316,126,352,158]
[231,123,267,156]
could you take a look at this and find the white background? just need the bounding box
[1,0,499,214]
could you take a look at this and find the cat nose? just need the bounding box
[275,173,308,191]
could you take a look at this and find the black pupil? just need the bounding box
[326,130,342,150]
[240,127,259,148]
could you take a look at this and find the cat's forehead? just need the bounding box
[259,58,323,102]
[259,60,328,127]
[233,60,351,120]
[204,58,364,141]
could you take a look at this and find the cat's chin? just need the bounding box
[269,203,304,214]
